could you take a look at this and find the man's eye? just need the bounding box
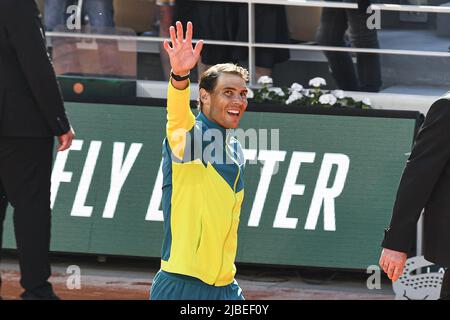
[225,91,232,96]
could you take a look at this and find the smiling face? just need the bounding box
[200,73,248,129]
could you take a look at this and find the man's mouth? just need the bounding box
[227,109,240,117]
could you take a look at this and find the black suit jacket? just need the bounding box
[0,0,70,137]
[382,95,450,267]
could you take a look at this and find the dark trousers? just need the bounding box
[0,189,7,253]
[0,137,54,293]
[44,0,115,31]
[316,6,382,92]
[0,188,7,290]
[440,268,450,300]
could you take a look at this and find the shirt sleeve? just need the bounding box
[166,80,196,160]
[382,98,450,252]
[5,0,71,136]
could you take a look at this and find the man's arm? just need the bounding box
[5,1,72,139]
[166,80,195,160]
[380,98,450,281]
[383,98,450,251]
[163,21,203,159]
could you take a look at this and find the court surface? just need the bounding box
[0,253,394,300]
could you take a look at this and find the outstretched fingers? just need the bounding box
[176,21,184,43]
[164,22,203,70]
[185,21,193,44]
[169,26,177,47]
[163,39,172,53]
[194,40,204,58]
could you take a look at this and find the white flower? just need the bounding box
[257,76,273,86]
[303,89,314,98]
[319,94,337,106]
[269,87,285,97]
[286,91,303,105]
[362,98,372,106]
[246,88,254,99]
[290,83,303,92]
[332,90,345,99]
[309,77,327,88]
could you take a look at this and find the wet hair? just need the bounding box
[198,63,249,110]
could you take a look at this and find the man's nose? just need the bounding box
[232,94,246,104]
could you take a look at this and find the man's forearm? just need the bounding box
[166,79,194,127]
[171,78,189,90]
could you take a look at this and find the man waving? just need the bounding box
[150,21,249,300]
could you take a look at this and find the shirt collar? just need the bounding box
[197,112,228,135]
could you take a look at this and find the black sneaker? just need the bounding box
[20,290,60,300]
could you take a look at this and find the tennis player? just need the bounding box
[150,21,249,300]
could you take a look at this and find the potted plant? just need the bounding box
[249,76,372,109]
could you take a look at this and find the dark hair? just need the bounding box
[198,63,249,110]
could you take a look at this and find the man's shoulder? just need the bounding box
[428,94,450,120]
[441,91,450,101]
[433,93,450,107]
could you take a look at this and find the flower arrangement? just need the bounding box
[249,76,372,109]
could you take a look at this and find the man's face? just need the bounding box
[201,73,248,129]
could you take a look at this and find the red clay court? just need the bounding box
[0,253,394,300]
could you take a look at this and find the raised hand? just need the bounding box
[163,21,203,76]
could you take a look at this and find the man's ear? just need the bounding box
[199,88,210,104]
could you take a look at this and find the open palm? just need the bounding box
[163,21,203,75]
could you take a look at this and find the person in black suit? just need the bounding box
[379,94,450,299]
[0,189,7,299]
[0,0,75,300]
[316,0,382,92]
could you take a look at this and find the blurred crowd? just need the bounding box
[42,0,382,92]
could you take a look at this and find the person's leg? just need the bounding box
[439,268,450,300]
[0,182,8,297]
[346,8,382,92]
[158,1,176,80]
[316,7,359,91]
[83,0,117,76]
[44,0,70,31]
[252,5,290,78]
[150,270,242,300]
[198,3,240,68]
[149,270,169,300]
[223,279,245,300]
[84,0,115,28]
[150,270,205,300]
[0,183,7,257]
[0,137,56,299]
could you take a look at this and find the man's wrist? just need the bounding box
[171,69,190,82]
